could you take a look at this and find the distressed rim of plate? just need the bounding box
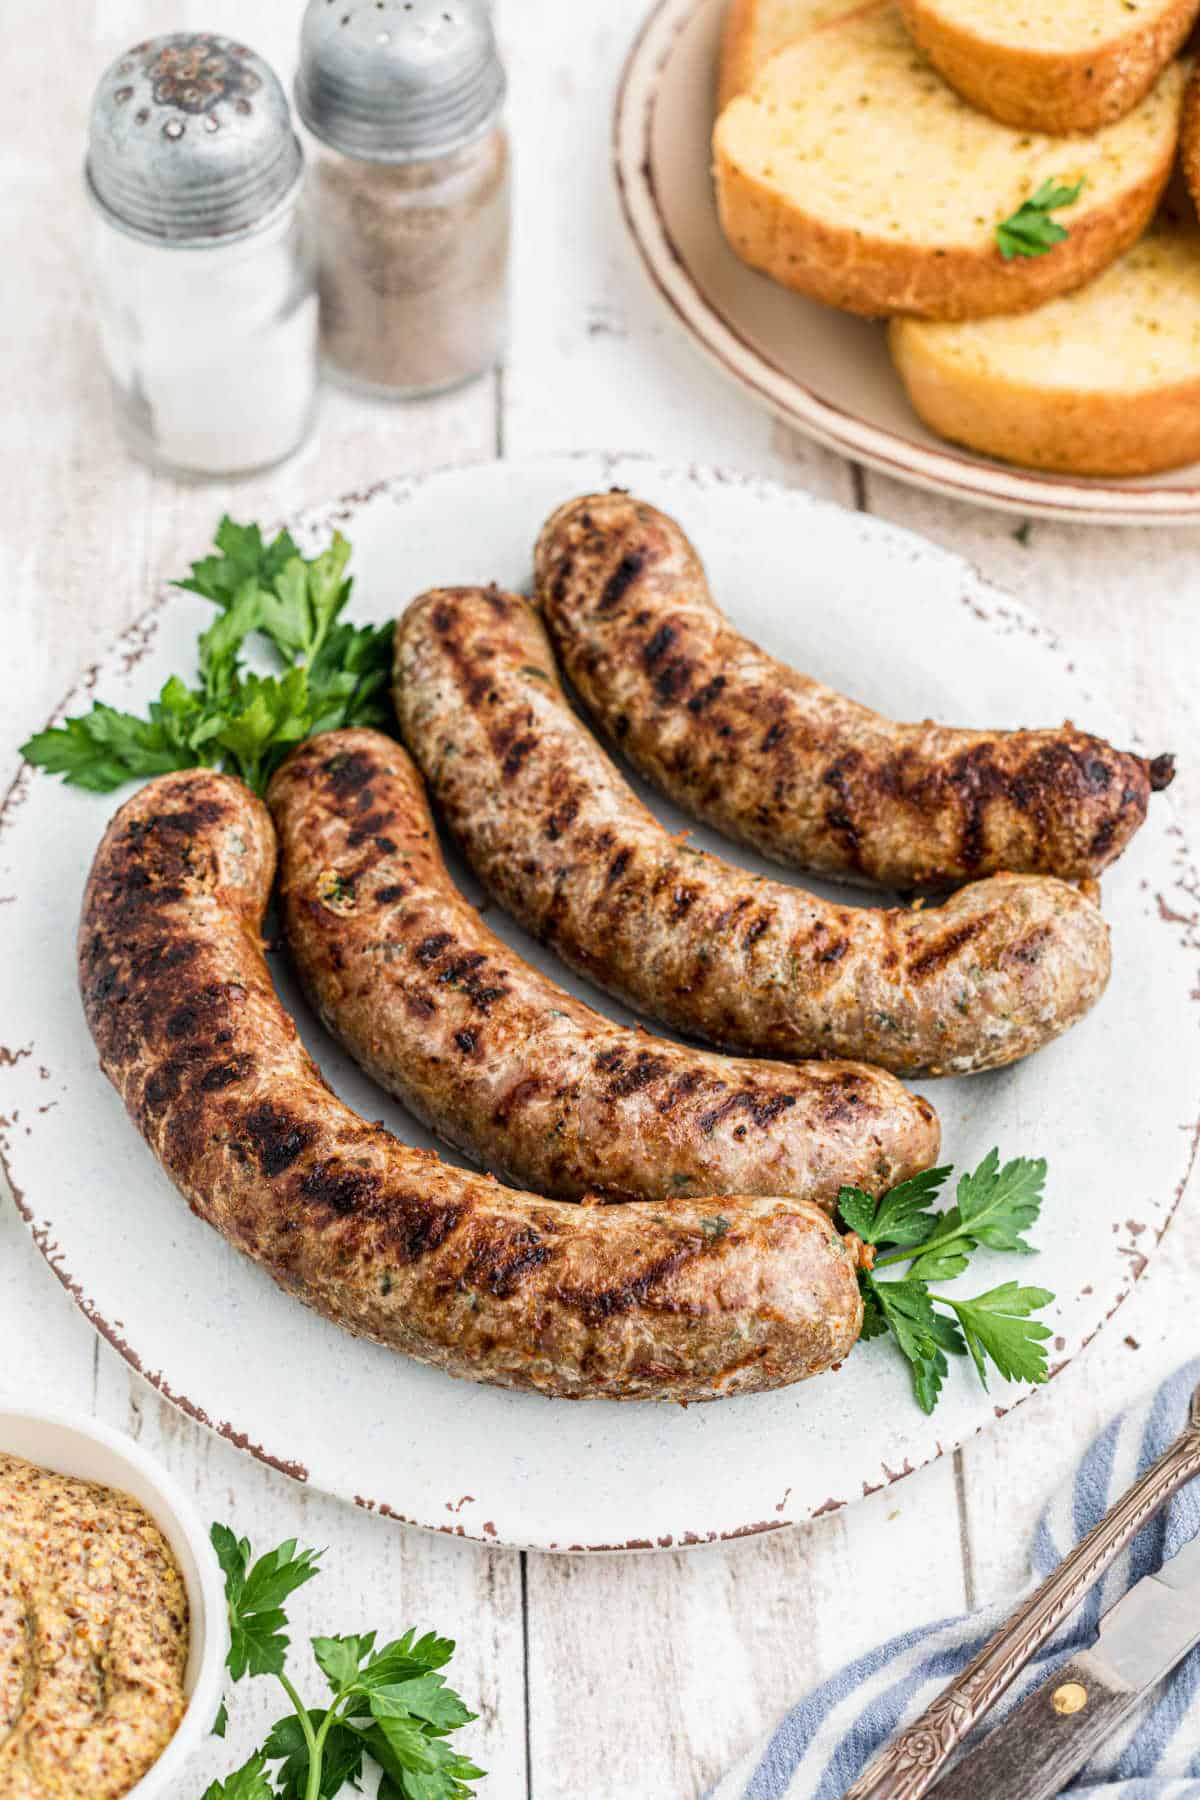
[612,0,1200,526]
[2,450,1198,1553]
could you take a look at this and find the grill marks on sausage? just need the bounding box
[346,810,396,848]
[596,1050,671,1100]
[821,754,864,866]
[688,675,726,716]
[698,1090,798,1135]
[166,982,239,1041]
[545,795,580,841]
[245,1102,316,1177]
[465,1224,552,1297]
[598,551,645,612]
[397,933,511,1013]
[907,918,986,982]
[502,735,536,780]
[200,1054,256,1092]
[299,1160,382,1216]
[606,847,632,888]
[1000,924,1053,970]
[560,1241,706,1321]
[321,749,377,798]
[378,1191,471,1266]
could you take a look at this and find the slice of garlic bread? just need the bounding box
[899,0,1200,135]
[889,213,1200,475]
[1183,62,1200,220]
[713,3,1185,320]
[718,0,860,105]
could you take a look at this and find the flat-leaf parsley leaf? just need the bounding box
[21,519,394,796]
[838,1149,1054,1413]
[209,1526,484,1800]
[996,178,1085,260]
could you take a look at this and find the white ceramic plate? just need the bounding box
[2,454,1197,1551]
[613,0,1200,525]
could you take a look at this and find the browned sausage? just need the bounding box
[268,728,940,1209]
[78,768,865,1401]
[534,491,1173,889]
[394,586,1111,1077]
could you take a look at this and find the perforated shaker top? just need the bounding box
[86,33,303,244]
[295,0,505,163]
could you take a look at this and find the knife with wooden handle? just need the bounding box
[841,1381,1200,1800]
[931,1523,1200,1798]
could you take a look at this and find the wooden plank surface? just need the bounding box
[1,2,1197,1796]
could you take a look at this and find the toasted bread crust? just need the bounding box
[891,315,1200,476]
[1183,62,1200,220]
[899,0,1200,134]
[717,0,858,105]
[718,0,764,107]
[716,145,1173,320]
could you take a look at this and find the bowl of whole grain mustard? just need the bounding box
[0,1403,228,1798]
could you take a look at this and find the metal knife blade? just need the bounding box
[1093,1527,1200,1689]
[929,1531,1200,1800]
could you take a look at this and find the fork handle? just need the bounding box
[841,1421,1200,1800]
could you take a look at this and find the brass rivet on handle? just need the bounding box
[1051,1682,1089,1715]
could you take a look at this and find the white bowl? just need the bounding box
[0,1400,229,1799]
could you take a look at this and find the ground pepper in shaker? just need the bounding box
[86,34,318,478]
[295,0,510,399]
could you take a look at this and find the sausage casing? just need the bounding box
[534,492,1173,889]
[394,587,1111,1077]
[78,769,864,1401]
[268,728,939,1208]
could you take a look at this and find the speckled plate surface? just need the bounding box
[2,454,1197,1551]
[614,0,1200,524]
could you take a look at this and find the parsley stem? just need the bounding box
[299,1680,359,1800]
[873,1236,967,1270]
[276,1671,322,1800]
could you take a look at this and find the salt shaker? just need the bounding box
[295,0,510,399]
[86,35,318,478]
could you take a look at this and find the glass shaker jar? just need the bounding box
[86,35,318,478]
[295,0,510,400]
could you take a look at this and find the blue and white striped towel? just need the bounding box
[709,1360,1200,1800]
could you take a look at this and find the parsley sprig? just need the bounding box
[995,178,1085,260]
[839,1149,1054,1413]
[204,1524,485,1800]
[21,519,394,796]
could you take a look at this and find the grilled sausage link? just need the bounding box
[268,728,939,1209]
[534,491,1173,889]
[394,587,1111,1077]
[78,769,865,1401]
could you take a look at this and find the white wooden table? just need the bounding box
[3,4,1198,1795]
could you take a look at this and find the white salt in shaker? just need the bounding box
[86,35,318,478]
[295,0,510,399]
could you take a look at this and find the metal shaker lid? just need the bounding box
[86,34,303,245]
[295,0,505,164]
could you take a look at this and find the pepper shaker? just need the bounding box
[86,34,318,478]
[295,0,510,399]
